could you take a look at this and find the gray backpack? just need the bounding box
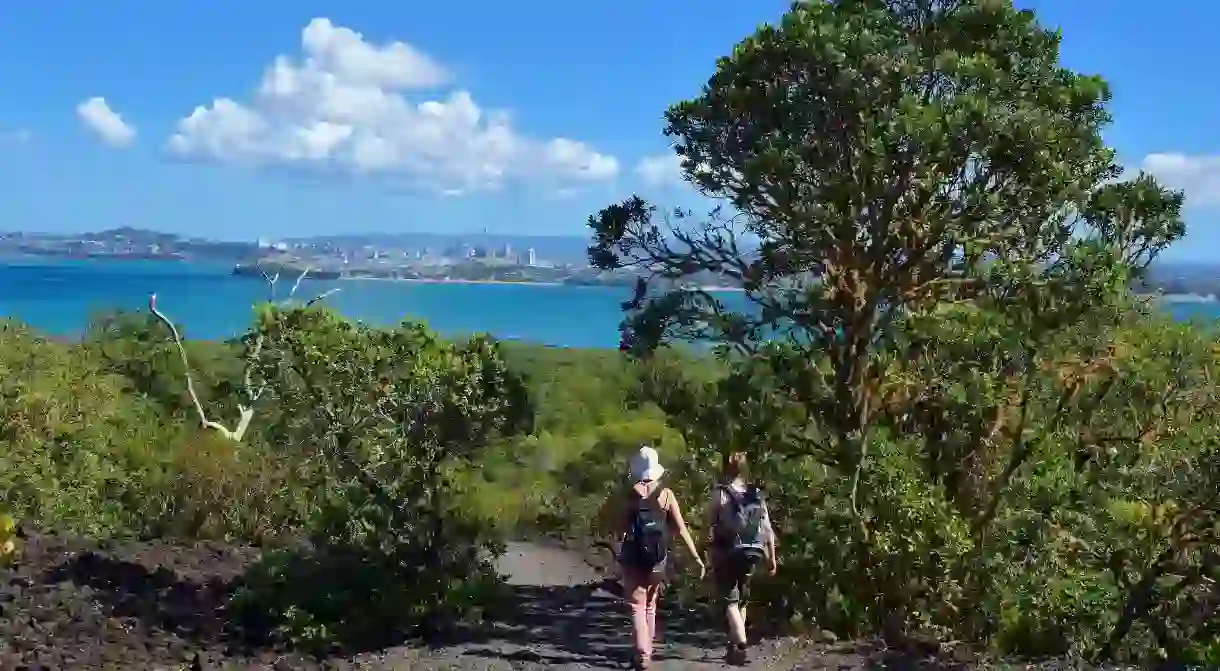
[720,484,767,563]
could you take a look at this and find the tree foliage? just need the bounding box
[231,305,531,652]
[588,0,1215,664]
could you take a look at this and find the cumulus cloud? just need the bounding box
[167,18,618,192]
[76,97,136,148]
[1140,152,1220,206]
[635,153,684,187]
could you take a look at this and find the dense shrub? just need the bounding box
[0,319,169,537]
[222,305,529,652]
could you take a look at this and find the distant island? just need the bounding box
[5,225,1220,297]
[0,225,743,289]
[229,232,743,288]
[0,226,256,263]
[232,259,741,290]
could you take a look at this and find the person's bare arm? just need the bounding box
[763,497,778,574]
[706,488,721,552]
[667,491,706,577]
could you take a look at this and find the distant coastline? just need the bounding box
[0,257,1213,348]
[339,274,746,292]
[342,276,563,287]
[1146,292,1216,304]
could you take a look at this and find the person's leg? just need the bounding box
[712,561,746,663]
[715,559,748,647]
[725,599,747,645]
[725,593,748,667]
[721,556,756,665]
[622,568,653,666]
[737,555,756,643]
[645,575,662,648]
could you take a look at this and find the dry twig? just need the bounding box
[147,265,340,442]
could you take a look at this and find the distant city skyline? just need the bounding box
[0,224,598,266]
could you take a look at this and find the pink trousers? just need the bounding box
[621,567,663,661]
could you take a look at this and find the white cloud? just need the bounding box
[635,153,684,186]
[76,97,136,148]
[167,18,618,192]
[1140,152,1220,206]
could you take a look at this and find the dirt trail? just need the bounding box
[0,533,869,670]
[369,541,850,670]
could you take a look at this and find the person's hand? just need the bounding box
[768,557,778,577]
[695,557,707,580]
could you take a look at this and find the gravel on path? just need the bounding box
[0,532,1076,670]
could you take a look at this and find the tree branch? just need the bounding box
[146,265,340,443]
[148,293,250,441]
[975,349,1059,535]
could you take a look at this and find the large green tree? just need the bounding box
[588,0,1199,658]
[589,0,1182,494]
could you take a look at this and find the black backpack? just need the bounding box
[621,488,668,570]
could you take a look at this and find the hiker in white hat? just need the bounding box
[628,445,666,482]
[614,445,704,670]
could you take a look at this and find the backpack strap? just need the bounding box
[745,484,762,503]
[629,485,665,520]
[623,488,643,530]
[714,484,745,544]
[720,483,751,509]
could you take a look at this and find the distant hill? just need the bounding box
[83,226,182,244]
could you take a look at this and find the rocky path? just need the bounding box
[359,541,864,670]
[0,533,883,670]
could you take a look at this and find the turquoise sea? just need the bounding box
[0,258,1216,348]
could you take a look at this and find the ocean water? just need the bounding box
[0,258,1215,348]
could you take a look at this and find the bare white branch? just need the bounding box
[144,263,340,443]
[258,264,282,302]
[306,287,341,307]
[148,293,253,442]
[271,265,340,307]
[288,267,312,301]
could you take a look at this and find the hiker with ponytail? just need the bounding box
[707,451,777,666]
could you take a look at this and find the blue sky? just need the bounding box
[0,1,1216,258]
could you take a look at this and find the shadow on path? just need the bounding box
[455,579,723,668]
[430,541,727,668]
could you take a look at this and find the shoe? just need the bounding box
[725,642,748,666]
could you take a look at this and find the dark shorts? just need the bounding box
[712,550,757,605]
[619,557,667,580]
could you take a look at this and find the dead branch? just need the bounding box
[306,288,341,306]
[258,264,281,302]
[146,265,341,442]
[148,292,254,442]
[288,266,311,301]
[268,263,341,307]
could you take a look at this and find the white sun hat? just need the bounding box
[628,445,666,482]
